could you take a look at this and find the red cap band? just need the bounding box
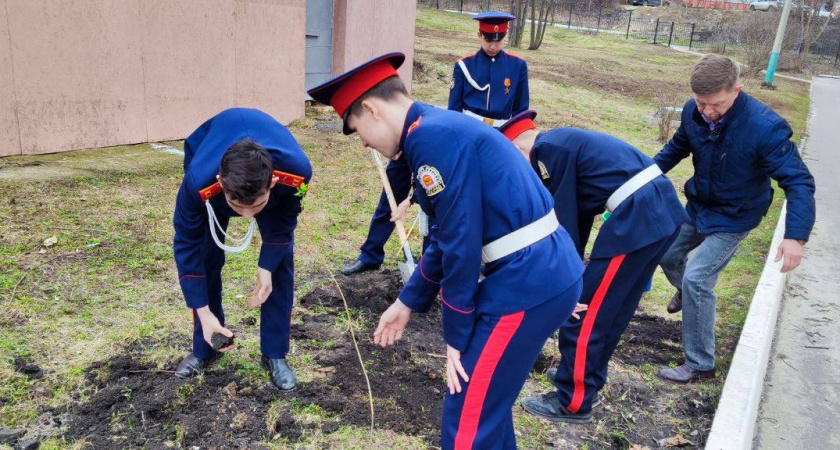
[502,118,536,141]
[479,22,509,33]
[330,59,399,118]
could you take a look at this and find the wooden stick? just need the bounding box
[8,271,29,303]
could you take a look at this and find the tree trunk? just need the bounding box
[529,0,557,50]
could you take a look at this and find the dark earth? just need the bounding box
[38,270,713,449]
[210,332,235,352]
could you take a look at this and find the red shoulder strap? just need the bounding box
[198,170,306,202]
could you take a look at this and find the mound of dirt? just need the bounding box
[65,353,302,448]
[614,313,683,366]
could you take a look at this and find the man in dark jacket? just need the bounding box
[655,54,815,383]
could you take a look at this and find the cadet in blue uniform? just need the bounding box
[172,108,312,391]
[308,53,583,449]
[449,11,529,128]
[498,112,689,423]
[339,157,431,275]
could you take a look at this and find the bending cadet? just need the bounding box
[308,53,583,450]
[172,108,311,391]
[497,111,688,423]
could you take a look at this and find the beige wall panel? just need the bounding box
[139,0,236,141]
[6,0,147,155]
[334,0,417,90]
[0,0,21,156]
[233,0,306,125]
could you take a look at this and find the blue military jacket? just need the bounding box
[448,49,529,120]
[531,128,689,259]
[174,108,312,309]
[654,92,815,240]
[397,103,584,352]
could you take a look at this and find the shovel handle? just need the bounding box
[370,149,409,243]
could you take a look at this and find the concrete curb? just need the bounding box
[704,203,789,450]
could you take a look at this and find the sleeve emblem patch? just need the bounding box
[417,165,445,196]
[538,160,550,180]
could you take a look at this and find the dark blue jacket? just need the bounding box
[448,49,529,120]
[654,92,815,240]
[174,108,312,309]
[398,103,584,352]
[532,128,689,258]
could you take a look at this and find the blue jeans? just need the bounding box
[659,223,749,371]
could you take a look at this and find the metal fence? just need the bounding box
[419,0,839,67]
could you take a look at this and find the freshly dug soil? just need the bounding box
[210,332,235,351]
[59,270,709,448]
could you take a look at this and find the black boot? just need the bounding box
[545,367,604,408]
[340,259,379,275]
[262,356,297,391]
[174,352,217,379]
[520,391,592,424]
[667,291,683,314]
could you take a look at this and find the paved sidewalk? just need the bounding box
[754,76,840,449]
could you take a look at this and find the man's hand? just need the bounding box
[775,238,805,273]
[248,268,273,308]
[373,299,412,347]
[391,198,412,224]
[571,302,588,320]
[446,345,470,395]
[195,306,235,352]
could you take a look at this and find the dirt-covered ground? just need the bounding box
[0,7,811,450]
[17,271,713,449]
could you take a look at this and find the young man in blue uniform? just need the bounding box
[448,11,529,128]
[342,11,528,276]
[172,108,312,391]
[339,158,419,275]
[308,53,584,449]
[653,55,815,383]
[499,111,689,423]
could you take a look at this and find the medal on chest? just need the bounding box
[504,78,511,95]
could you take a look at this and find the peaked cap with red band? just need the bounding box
[499,109,538,141]
[474,11,515,41]
[306,52,405,135]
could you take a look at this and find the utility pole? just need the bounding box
[763,0,795,88]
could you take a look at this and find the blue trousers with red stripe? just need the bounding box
[552,230,680,414]
[191,215,295,361]
[442,280,582,450]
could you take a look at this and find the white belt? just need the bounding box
[605,164,663,213]
[462,109,509,128]
[481,210,559,264]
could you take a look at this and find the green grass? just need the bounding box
[0,7,811,448]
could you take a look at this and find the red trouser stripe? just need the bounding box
[454,311,525,450]
[568,254,626,413]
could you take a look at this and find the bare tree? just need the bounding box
[528,0,559,50]
[508,0,530,48]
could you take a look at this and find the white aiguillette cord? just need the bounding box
[205,200,256,253]
[457,59,491,109]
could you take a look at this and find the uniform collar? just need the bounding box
[399,102,424,154]
[478,48,504,59]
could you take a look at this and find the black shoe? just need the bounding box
[340,259,379,276]
[657,364,715,384]
[667,291,683,314]
[520,391,592,424]
[262,356,297,391]
[175,352,217,379]
[545,367,604,408]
